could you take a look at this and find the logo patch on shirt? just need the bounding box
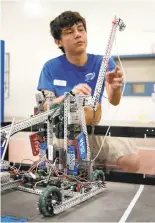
[85,72,95,82]
[53,79,67,86]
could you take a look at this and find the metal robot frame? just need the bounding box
[0,16,125,217]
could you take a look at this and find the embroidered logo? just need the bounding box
[85,72,95,82]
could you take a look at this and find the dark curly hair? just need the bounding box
[50,11,87,53]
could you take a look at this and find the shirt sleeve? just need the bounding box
[37,63,55,92]
[107,57,116,72]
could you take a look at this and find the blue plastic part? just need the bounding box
[1,216,28,222]
[39,161,46,169]
[67,146,78,175]
[0,40,5,122]
[40,141,47,150]
[0,147,4,171]
[1,146,4,158]
[77,132,87,160]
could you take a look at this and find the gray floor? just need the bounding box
[1,182,155,222]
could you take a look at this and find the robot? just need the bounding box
[0,17,125,217]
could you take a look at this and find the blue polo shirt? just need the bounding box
[37,53,116,103]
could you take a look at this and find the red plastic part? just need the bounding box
[29,133,40,156]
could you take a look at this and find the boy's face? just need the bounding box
[55,22,87,55]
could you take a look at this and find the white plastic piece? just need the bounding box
[48,145,54,161]
[29,171,37,179]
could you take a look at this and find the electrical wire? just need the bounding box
[102,95,108,99]
[17,159,34,171]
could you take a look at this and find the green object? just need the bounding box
[50,103,60,110]
[90,170,105,182]
[38,186,62,217]
[37,169,44,175]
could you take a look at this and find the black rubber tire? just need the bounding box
[38,186,62,217]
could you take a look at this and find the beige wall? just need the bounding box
[9,132,39,164]
[115,58,155,82]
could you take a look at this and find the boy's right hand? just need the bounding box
[72,84,101,125]
[72,84,92,95]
